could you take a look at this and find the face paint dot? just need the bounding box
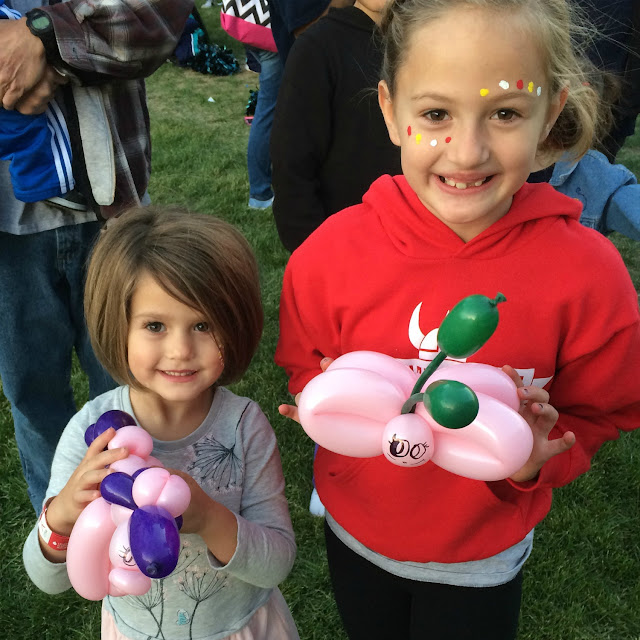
[528,82,534,93]
[480,88,489,97]
[445,137,451,143]
[416,134,422,144]
[430,139,437,147]
[537,86,542,96]
[407,125,412,137]
[498,80,509,90]
[516,79,524,90]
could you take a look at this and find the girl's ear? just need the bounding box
[378,80,401,147]
[539,86,569,144]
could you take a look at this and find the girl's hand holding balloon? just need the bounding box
[166,469,239,565]
[502,365,575,483]
[278,357,335,424]
[42,428,128,557]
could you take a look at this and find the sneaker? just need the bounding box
[248,195,274,209]
[309,487,326,517]
[201,0,212,7]
[47,189,87,211]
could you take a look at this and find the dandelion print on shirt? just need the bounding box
[112,540,228,640]
[187,405,249,491]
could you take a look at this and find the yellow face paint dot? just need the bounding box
[480,88,489,97]
[528,82,534,93]
[416,134,422,144]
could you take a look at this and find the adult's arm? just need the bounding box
[40,0,193,81]
[0,18,47,108]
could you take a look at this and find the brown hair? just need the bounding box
[379,0,614,159]
[85,206,263,389]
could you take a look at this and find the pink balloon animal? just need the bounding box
[298,351,533,481]
[66,411,191,600]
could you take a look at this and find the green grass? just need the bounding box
[1,15,640,639]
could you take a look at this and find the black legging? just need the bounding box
[324,521,523,640]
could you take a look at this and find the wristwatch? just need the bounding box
[24,8,70,76]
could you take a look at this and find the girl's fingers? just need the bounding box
[519,386,550,405]
[86,427,117,455]
[501,365,523,387]
[530,401,559,429]
[74,489,102,506]
[543,430,576,460]
[81,467,113,487]
[95,446,129,467]
[279,404,300,424]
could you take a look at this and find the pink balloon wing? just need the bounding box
[298,366,407,457]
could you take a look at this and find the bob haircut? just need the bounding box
[379,0,614,160]
[85,206,263,389]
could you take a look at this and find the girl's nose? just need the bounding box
[446,122,490,167]
[168,331,194,360]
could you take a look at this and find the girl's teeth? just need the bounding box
[443,177,486,188]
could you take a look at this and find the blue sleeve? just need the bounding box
[605,182,640,241]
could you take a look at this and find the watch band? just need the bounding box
[38,503,70,551]
[24,8,67,72]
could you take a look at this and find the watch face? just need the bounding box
[30,15,51,31]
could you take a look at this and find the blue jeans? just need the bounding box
[0,222,116,512]
[246,48,283,202]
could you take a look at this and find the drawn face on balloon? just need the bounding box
[382,414,434,467]
[386,434,431,466]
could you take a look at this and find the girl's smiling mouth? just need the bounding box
[439,175,493,189]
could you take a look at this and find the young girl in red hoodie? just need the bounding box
[275,1,640,638]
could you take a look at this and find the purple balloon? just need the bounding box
[132,467,150,481]
[100,472,136,510]
[129,505,180,579]
[84,423,97,448]
[85,410,137,448]
[95,410,137,434]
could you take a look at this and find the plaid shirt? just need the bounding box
[41,0,193,217]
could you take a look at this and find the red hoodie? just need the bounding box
[276,175,640,563]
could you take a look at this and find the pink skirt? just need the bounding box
[101,588,300,640]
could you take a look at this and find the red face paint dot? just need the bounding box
[516,79,524,90]
[445,137,451,143]
[407,126,412,137]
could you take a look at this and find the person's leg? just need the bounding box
[0,227,78,511]
[247,48,283,208]
[67,221,116,400]
[408,570,523,640]
[0,222,114,512]
[324,521,412,639]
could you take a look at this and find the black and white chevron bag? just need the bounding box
[220,0,277,52]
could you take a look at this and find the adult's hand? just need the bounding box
[15,66,68,115]
[0,18,47,110]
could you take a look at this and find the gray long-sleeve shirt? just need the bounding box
[23,385,298,640]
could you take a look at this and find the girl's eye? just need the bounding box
[492,109,519,121]
[146,322,164,333]
[194,322,210,332]
[423,109,449,122]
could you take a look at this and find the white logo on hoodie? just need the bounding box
[405,302,553,388]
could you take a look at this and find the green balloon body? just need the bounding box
[423,380,479,429]
[437,293,506,358]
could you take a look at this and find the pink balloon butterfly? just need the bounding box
[298,351,533,481]
[66,411,191,600]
